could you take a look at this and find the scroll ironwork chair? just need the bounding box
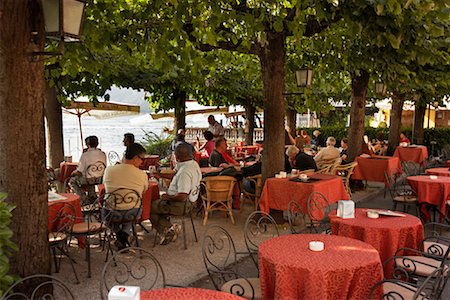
[402,161,421,176]
[369,267,445,300]
[202,225,261,299]
[244,211,279,271]
[100,247,169,300]
[287,200,310,234]
[48,202,79,284]
[46,167,58,191]
[384,171,419,215]
[101,189,142,261]
[241,174,262,211]
[107,151,120,165]
[334,161,358,197]
[2,274,75,300]
[306,191,332,234]
[200,176,236,225]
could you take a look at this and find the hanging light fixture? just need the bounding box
[375,82,387,96]
[412,92,421,102]
[31,0,86,57]
[295,68,313,88]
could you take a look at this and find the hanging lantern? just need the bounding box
[295,68,313,88]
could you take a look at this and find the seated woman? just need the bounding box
[339,138,349,164]
[286,145,318,171]
[314,137,340,168]
[399,132,411,146]
[196,130,215,157]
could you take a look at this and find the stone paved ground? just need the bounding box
[51,182,449,299]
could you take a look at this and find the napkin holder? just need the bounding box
[108,286,140,300]
[337,200,355,219]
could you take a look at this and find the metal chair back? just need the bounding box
[287,200,309,234]
[84,160,106,182]
[100,247,166,300]
[306,191,332,233]
[107,151,120,165]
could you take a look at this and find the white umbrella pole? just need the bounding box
[77,113,84,147]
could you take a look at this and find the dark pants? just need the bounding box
[150,200,189,234]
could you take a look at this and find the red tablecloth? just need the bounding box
[425,168,450,177]
[393,146,428,165]
[352,156,401,183]
[330,208,424,278]
[141,288,244,300]
[58,162,78,182]
[98,181,160,221]
[235,145,259,157]
[259,234,383,300]
[48,193,84,247]
[407,175,450,222]
[139,155,160,170]
[259,173,349,214]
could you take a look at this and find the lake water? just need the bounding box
[60,113,227,160]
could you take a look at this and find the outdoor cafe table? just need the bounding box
[330,208,424,278]
[48,193,85,247]
[393,145,428,165]
[351,156,401,184]
[425,168,450,177]
[407,175,450,222]
[258,234,383,300]
[141,287,244,300]
[259,173,349,214]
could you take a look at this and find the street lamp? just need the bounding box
[375,82,387,96]
[31,0,86,57]
[295,68,313,88]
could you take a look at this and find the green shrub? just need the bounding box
[141,131,173,158]
[0,192,16,295]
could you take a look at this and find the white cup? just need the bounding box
[430,175,438,180]
[292,169,299,176]
[280,171,287,178]
[309,241,324,252]
[275,174,281,178]
[367,211,379,219]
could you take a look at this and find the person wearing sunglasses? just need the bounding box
[102,143,149,250]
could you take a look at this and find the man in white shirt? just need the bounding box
[69,135,107,203]
[314,136,341,168]
[150,143,202,245]
[207,115,225,138]
[101,143,148,250]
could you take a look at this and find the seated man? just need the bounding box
[150,143,202,245]
[209,137,239,168]
[69,135,107,204]
[101,143,149,250]
[286,145,318,171]
[339,138,349,164]
[314,136,340,168]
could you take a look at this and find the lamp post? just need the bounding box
[31,0,86,58]
[375,82,387,97]
[295,68,313,88]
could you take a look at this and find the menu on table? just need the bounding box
[48,191,67,202]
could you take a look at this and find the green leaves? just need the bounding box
[0,193,17,295]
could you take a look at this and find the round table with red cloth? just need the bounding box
[352,156,401,184]
[425,168,450,177]
[48,193,85,247]
[258,234,383,300]
[259,173,349,214]
[58,162,78,183]
[393,146,428,165]
[407,175,450,222]
[330,208,424,278]
[140,287,244,300]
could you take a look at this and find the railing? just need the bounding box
[185,127,264,144]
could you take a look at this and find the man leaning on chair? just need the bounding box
[150,143,202,245]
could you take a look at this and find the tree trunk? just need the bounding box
[44,83,64,168]
[244,103,255,145]
[387,94,405,156]
[173,90,186,132]
[259,32,286,182]
[414,102,426,145]
[347,70,369,162]
[0,0,51,277]
[286,108,296,136]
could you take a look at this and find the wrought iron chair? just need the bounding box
[200,176,236,225]
[306,191,332,234]
[2,274,75,300]
[287,200,310,234]
[401,161,421,176]
[333,161,358,197]
[101,189,142,261]
[369,267,445,300]
[100,247,168,300]
[107,151,120,165]
[48,202,79,284]
[202,225,261,299]
[244,211,279,271]
[241,174,262,211]
[46,167,58,191]
[384,171,419,215]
